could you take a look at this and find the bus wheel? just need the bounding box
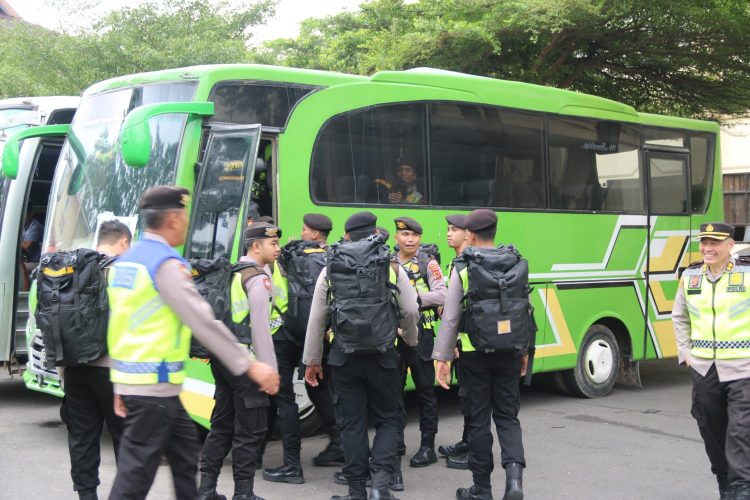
[563,324,620,398]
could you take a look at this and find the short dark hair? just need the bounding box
[97,220,132,246]
[472,227,496,243]
[348,228,376,242]
[141,208,179,230]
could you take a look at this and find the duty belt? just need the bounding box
[692,339,750,350]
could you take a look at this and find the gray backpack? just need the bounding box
[326,234,400,354]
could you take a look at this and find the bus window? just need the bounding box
[429,103,544,209]
[689,133,715,213]
[311,103,427,205]
[644,128,687,148]
[649,154,689,214]
[211,83,318,128]
[549,117,643,212]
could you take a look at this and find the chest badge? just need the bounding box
[728,272,746,293]
[688,275,702,289]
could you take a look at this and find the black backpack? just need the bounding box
[189,258,265,357]
[326,234,400,354]
[35,249,113,369]
[279,240,327,339]
[457,245,537,353]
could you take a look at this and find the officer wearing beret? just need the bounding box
[393,216,446,474]
[262,213,343,484]
[433,209,527,500]
[673,222,750,500]
[107,186,279,500]
[199,222,282,500]
[303,211,420,500]
[438,214,471,470]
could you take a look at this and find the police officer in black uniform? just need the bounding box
[433,209,527,500]
[303,212,420,500]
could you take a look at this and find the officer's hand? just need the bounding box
[113,394,127,418]
[248,362,280,395]
[305,364,324,387]
[520,354,529,376]
[436,361,451,390]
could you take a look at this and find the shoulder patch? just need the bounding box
[263,276,272,291]
[427,259,443,280]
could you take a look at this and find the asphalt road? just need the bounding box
[0,360,718,500]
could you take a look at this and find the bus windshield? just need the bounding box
[44,82,195,251]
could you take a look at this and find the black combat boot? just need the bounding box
[315,431,346,466]
[334,470,372,486]
[717,473,730,500]
[446,453,469,470]
[503,463,523,500]
[197,473,227,500]
[331,480,367,500]
[371,469,399,500]
[409,445,438,467]
[734,484,750,500]
[439,440,469,457]
[456,485,493,500]
[262,462,305,484]
[77,488,98,500]
[232,479,264,500]
[390,455,404,491]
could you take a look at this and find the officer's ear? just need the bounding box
[343,232,351,242]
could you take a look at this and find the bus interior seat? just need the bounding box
[460,180,491,207]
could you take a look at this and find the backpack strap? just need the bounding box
[237,264,267,288]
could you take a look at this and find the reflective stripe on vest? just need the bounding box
[683,262,750,360]
[457,266,475,352]
[107,240,190,385]
[229,265,285,335]
[402,259,437,330]
[270,263,288,334]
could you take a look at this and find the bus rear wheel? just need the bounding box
[563,324,620,398]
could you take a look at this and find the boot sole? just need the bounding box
[446,462,469,470]
[409,458,437,468]
[313,457,345,466]
[505,490,523,500]
[390,484,404,492]
[261,473,305,484]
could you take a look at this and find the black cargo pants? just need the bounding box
[397,327,439,448]
[200,359,269,482]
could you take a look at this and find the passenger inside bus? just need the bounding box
[374,163,425,204]
[21,204,43,273]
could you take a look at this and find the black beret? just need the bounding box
[303,213,332,233]
[698,222,734,241]
[244,222,282,241]
[376,226,390,243]
[345,211,377,232]
[139,186,190,210]
[464,209,497,232]
[445,214,467,229]
[394,216,422,234]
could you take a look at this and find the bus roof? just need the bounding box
[82,64,718,131]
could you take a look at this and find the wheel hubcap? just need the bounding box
[584,339,614,384]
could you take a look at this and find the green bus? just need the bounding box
[1,64,720,429]
[0,96,78,377]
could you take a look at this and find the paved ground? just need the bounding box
[0,359,718,499]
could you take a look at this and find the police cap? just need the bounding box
[394,217,422,234]
[376,226,390,243]
[464,209,497,232]
[445,214,467,229]
[244,222,282,242]
[303,213,332,233]
[256,216,275,224]
[698,222,734,241]
[139,186,190,210]
[345,211,377,233]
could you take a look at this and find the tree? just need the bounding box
[260,0,750,118]
[0,0,276,99]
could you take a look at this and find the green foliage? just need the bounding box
[0,0,275,99]
[261,0,750,118]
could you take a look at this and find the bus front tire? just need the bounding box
[563,324,620,398]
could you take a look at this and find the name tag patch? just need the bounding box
[728,286,746,293]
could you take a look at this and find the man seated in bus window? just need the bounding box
[21,204,43,272]
[375,163,425,204]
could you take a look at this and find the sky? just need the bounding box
[7,0,363,41]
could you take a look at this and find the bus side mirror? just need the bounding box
[1,124,71,179]
[120,102,215,168]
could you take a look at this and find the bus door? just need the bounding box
[186,124,262,262]
[645,148,692,360]
[0,136,65,371]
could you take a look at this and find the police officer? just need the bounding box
[62,220,131,500]
[673,222,750,500]
[438,214,471,470]
[198,222,281,500]
[434,209,527,500]
[263,214,343,485]
[393,216,446,469]
[107,186,279,500]
[303,212,420,500]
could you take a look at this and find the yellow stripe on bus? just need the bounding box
[649,236,688,273]
[536,288,577,358]
[652,320,677,358]
[180,390,215,421]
